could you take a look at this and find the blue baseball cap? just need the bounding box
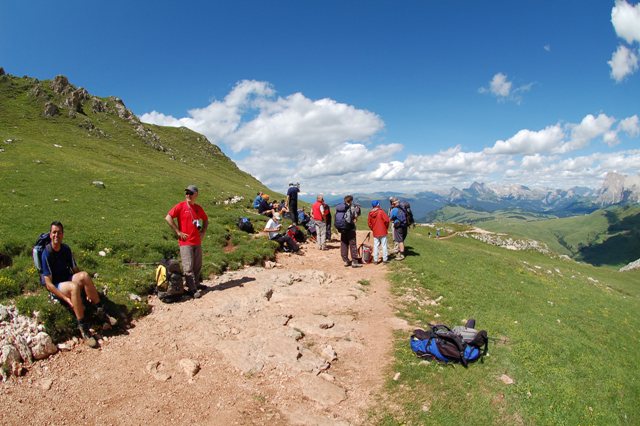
[371,200,380,207]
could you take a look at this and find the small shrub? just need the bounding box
[15,292,76,342]
[0,274,20,299]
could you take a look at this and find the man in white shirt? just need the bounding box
[264,213,299,252]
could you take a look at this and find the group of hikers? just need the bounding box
[254,183,412,267]
[39,182,411,347]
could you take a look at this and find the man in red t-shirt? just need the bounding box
[165,185,209,298]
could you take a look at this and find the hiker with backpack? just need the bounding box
[40,221,106,348]
[286,182,300,224]
[389,197,409,260]
[165,184,208,299]
[367,200,390,264]
[311,194,329,250]
[335,195,363,268]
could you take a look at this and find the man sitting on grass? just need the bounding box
[41,221,106,348]
[264,213,299,253]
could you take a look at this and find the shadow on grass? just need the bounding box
[404,245,420,258]
[579,211,640,266]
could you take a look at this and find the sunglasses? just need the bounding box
[185,191,194,196]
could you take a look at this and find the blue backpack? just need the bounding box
[410,324,488,367]
[237,217,254,233]
[32,232,51,285]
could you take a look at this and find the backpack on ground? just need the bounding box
[237,217,254,233]
[358,232,373,264]
[33,232,51,285]
[155,259,185,303]
[287,225,306,243]
[397,201,415,227]
[410,321,488,367]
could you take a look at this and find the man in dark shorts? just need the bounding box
[389,197,408,260]
[41,221,105,347]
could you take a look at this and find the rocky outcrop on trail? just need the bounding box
[0,305,58,381]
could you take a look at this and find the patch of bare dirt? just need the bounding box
[0,231,406,425]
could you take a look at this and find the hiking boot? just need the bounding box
[395,254,405,261]
[351,262,363,268]
[192,290,203,299]
[78,324,98,349]
[95,306,108,323]
[343,261,352,267]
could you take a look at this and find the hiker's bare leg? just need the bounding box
[58,281,85,320]
[72,271,101,304]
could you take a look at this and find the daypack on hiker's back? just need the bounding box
[397,201,414,226]
[237,217,254,233]
[334,203,348,231]
[394,201,416,228]
[33,232,51,285]
[410,322,488,367]
[155,259,185,303]
[335,203,359,231]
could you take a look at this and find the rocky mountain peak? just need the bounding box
[596,172,631,206]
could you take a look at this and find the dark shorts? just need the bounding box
[393,226,408,243]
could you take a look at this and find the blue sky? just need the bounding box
[2,0,639,194]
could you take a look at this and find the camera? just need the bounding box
[193,219,203,230]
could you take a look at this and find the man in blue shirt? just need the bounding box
[389,197,408,261]
[41,221,105,347]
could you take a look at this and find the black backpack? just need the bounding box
[237,217,254,233]
[334,203,348,231]
[398,201,415,226]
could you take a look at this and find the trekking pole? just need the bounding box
[123,262,160,267]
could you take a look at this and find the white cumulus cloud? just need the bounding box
[141,81,640,193]
[612,0,640,44]
[485,125,565,155]
[608,45,639,82]
[140,80,394,192]
[479,72,533,104]
[619,114,640,137]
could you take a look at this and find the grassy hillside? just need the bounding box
[0,73,280,338]
[374,226,640,424]
[430,205,640,267]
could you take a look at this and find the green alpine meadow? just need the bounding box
[0,73,279,339]
[375,227,640,424]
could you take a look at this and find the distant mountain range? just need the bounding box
[301,172,640,221]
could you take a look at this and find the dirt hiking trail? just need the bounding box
[0,231,409,425]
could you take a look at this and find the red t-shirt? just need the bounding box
[167,201,208,246]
